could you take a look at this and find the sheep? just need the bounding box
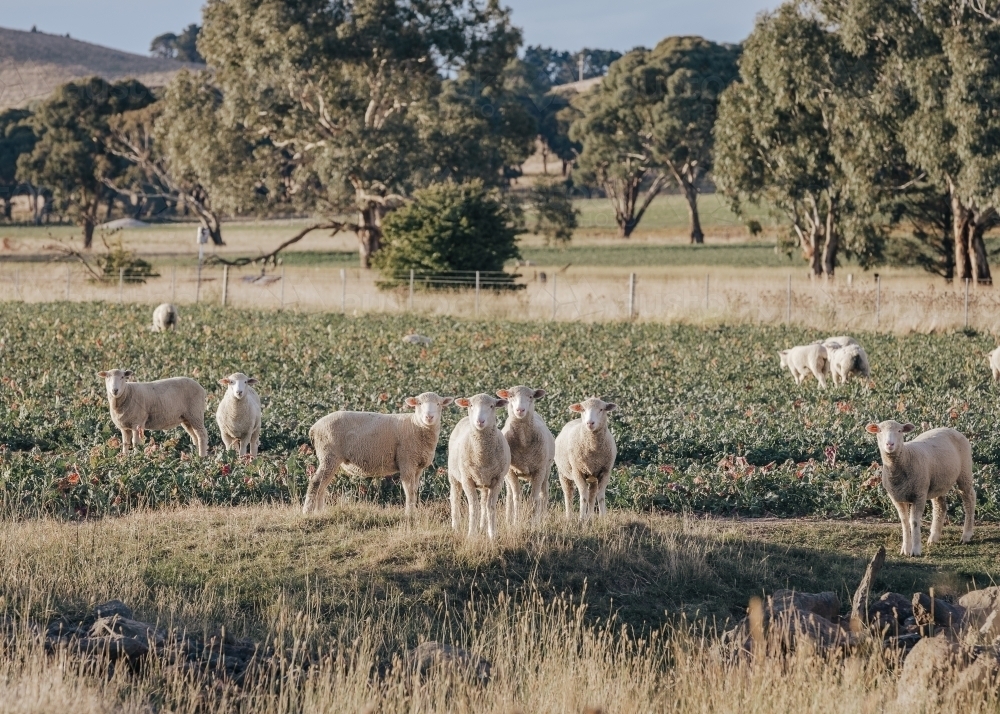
[866,420,975,556]
[215,372,262,458]
[778,343,828,388]
[448,394,511,540]
[304,392,454,515]
[402,334,432,346]
[554,397,617,521]
[827,342,871,385]
[97,369,208,457]
[498,386,554,525]
[152,303,178,332]
[989,346,1000,380]
[822,335,858,349]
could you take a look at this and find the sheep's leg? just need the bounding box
[463,481,480,538]
[577,477,591,522]
[121,428,133,456]
[479,489,489,531]
[134,426,146,446]
[909,498,925,556]
[449,476,463,532]
[303,455,341,513]
[220,431,234,451]
[558,473,574,520]
[400,471,419,518]
[994,368,1000,381]
[485,485,501,541]
[529,472,547,525]
[504,472,519,525]
[596,481,608,517]
[250,429,260,457]
[929,497,946,545]
[585,480,599,520]
[892,501,911,556]
[958,475,976,543]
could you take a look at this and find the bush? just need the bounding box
[93,236,159,284]
[374,181,521,288]
[527,177,578,244]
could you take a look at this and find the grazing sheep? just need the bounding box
[866,420,975,556]
[402,334,432,346]
[822,335,858,349]
[828,342,871,384]
[215,372,262,458]
[498,386,554,525]
[152,303,178,332]
[778,343,829,388]
[448,394,511,540]
[989,347,1000,380]
[304,393,454,515]
[98,369,208,457]
[554,397,617,521]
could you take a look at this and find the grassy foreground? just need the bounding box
[4,503,1000,712]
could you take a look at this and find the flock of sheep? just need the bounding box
[94,304,986,553]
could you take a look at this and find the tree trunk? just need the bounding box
[618,218,637,238]
[561,160,568,177]
[951,189,972,282]
[1,196,10,221]
[202,213,224,246]
[821,230,838,278]
[83,221,95,250]
[683,181,704,244]
[810,236,823,277]
[541,142,548,175]
[971,223,992,285]
[357,204,383,269]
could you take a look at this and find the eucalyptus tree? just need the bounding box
[199,0,534,268]
[0,109,35,221]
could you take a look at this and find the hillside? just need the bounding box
[0,26,198,108]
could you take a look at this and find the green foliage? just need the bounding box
[149,24,204,63]
[3,304,1000,522]
[0,109,35,220]
[374,181,521,286]
[92,236,159,284]
[526,178,578,244]
[522,46,624,85]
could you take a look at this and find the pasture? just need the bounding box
[3,303,1000,710]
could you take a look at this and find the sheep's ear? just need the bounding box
[865,423,880,434]
[440,397,454,406]
[97,371,109,378]
[569,403,584,413]
[404,397,420,408]
[495,398,508,409]
[604,403,618,412]
[533,388,546,399]
[219,378,231,386]
[246,378,258,385]
[901,423,916,433]
[123,370,134,378]
[496,389,510,399]
[455,397,471,408]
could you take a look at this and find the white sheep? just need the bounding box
[304,392,454,515]
[778,343,828,388]
[402,334,432,346]
[498,386,554,525]
[554,397,617,521]
[827,342,871,385]
[822,335,858,349]
[215,372,262,458]
[989,346,1000,380]
[152,303,178,332]
[97,369,208,456]
[866,420,975,556]
[448,394,511,540]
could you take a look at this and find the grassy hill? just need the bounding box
[0,26,197,108]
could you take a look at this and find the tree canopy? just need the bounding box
[150,24,204,63]
[0,109,35,220]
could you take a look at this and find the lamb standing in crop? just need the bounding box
[827,342,871,385]
[554,397,617,521]
[98,369,208,456]
[215,372,262,458]
[498,386,554,525]
[152,303,178,332]
[778,344,828,388]
[304,393,454,515]
[866,420,975,556]
[448,394,511,540]
[989,347,1000,380]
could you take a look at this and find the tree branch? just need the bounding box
[206,222,352,269]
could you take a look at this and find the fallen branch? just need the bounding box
[207,222,351,269]
[43,240,107,282]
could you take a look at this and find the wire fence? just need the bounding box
[1,260,999,333]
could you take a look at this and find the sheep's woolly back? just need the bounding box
[830,343,871,380]
[879,427,972,501]
[107,377,206,433]
[310,410,440,478]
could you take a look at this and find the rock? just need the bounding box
[959,587,1000,636]
[408,641,491,685]
[770,590,841,622]
[959,587,1000,612]
[92,600,133,621]
[868,593,912,636]
[896,634,962,708]
[912,592,965,631]
[767,607,854,650]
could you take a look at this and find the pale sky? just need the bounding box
[3,1,779,56]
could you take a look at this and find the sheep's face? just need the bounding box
[569,397,617,432]
[405,392,454,427]
[778,350,789,368]
[866,420,915,456]
[456,394,508,431]
[98,369,134,398]
[219,373,256,401]
[498,386,545,420]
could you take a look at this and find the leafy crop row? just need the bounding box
[2,302,1000,520]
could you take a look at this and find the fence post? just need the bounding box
[171,265,177,303]
[118,267,124,303]
[66,265,71,301]
[409,269,414,311]
[222,265,229,307]
[965,278,970,328]
[280,266,285,310]
[475,271,480,317]
[786,275,792,323]
[551,274,557,320]
[340,268,347,313]
[875,274,881,329]
[627,272,636,320]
